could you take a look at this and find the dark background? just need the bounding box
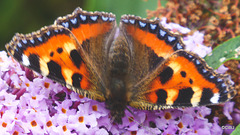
[0,0,166,50]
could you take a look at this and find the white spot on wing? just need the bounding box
[169,62,181,73]
[22,54,30,66]
[42,56,50,63]
[191,86,201,106]
[166,88,177,105]
[39,58,49,76]
[210,93,219,103]
[62,68,73,85]
[64,42,76,53]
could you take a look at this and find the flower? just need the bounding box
[0,110,16,133]
[161,17,191,34]
[183,31,212,58]
[211,117,223,135]
[216,64,229,74]
[222,101,240,135]
[223,101,235,120]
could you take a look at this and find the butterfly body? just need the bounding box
[6,7,236,124]
[106,35,131,124]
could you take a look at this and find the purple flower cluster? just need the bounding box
[222,96,240,134]
[0,19,237,134]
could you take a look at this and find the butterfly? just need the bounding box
[5,7,236,124]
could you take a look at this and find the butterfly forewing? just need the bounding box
[55,7,117,88]
[6,25,105,101]
[120,15,185,88]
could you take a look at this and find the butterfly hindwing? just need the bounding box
[5,25,105,101]
[129,50,236,110]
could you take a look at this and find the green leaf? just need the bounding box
[204,35,240,69]
[231,124,240,135]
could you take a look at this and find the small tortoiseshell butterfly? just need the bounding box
[6,7,236,124]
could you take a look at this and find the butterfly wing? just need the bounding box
[6,7,117,102]
[54,7,117,87]
[130,51,236,109]
[120,15,185,88]
[120,15,236,109]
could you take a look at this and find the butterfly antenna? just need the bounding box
[126,106,134,116]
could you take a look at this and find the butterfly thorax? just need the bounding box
[105,35,130,124]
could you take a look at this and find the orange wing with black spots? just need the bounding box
[6,25,105,101]
[119,15,235,110]
[120,15,185,86]
[6,7,117,102]
[55,8,117,85]
[129,51,236,109]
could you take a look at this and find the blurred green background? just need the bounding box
[0,0,166,50]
